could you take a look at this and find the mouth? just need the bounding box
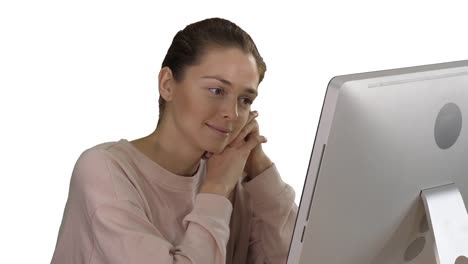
[206,123,232,136]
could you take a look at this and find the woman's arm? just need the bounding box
[243,163,298,264]
[51,149,232,264]
[88,194,232,263]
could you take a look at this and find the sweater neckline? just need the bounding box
[117,138,205,192]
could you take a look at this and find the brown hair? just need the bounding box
[158,17,267,123]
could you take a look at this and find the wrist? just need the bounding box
[246,155,273,180]
[199,182,230,197]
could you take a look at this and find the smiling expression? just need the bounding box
[162,47,260,154]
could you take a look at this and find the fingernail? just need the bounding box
[253,111,259,116]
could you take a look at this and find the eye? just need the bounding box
[208,88,224,95]
[240,97,253,105]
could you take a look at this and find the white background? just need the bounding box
[1,0,467,262]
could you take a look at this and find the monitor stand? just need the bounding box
[421,184,468,264]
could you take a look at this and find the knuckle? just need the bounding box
[249,121,257,129]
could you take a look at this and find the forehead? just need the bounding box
[187,47,260,89]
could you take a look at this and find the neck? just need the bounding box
[131,122,204,177]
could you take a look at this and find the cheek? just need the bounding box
[175,92,209,120]
[233,115,249,133]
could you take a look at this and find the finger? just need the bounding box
[228,111,259,148]
[249,110,259,122]
[230,120,259,148]
[241,134,267,152]
[235,111,258,141]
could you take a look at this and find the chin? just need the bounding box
[207,145,226,155]
[203,141,228,155]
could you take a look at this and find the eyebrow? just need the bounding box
[201,75,258,96]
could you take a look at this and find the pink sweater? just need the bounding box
[51,139,297,264]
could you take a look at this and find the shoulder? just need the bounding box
[68,140,144,213]
[72,140,124,182]
[73,139,137,177]
[69,140,122,196]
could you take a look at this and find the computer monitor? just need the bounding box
[286,60,468,264]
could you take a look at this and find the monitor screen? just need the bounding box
[287,60,468,264]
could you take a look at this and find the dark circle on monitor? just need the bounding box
[434,103,463,150]
[404,237,426,262]
[419,214,429,233]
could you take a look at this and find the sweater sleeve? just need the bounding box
[90,194,232,264]
[242,164,298,264]
[51,149,233,264]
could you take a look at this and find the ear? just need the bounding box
[158,67,176,102]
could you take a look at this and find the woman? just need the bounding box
[51,17,297,264]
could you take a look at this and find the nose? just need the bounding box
[221,98,239,120]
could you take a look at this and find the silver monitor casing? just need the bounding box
[287,60,468,264]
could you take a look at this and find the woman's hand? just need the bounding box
[228,111,273,180]
[200,111,272,197]
[200,113,266,197]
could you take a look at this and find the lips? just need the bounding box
[206,123,232,134]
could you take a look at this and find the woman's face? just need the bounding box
[167,47,260,154]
